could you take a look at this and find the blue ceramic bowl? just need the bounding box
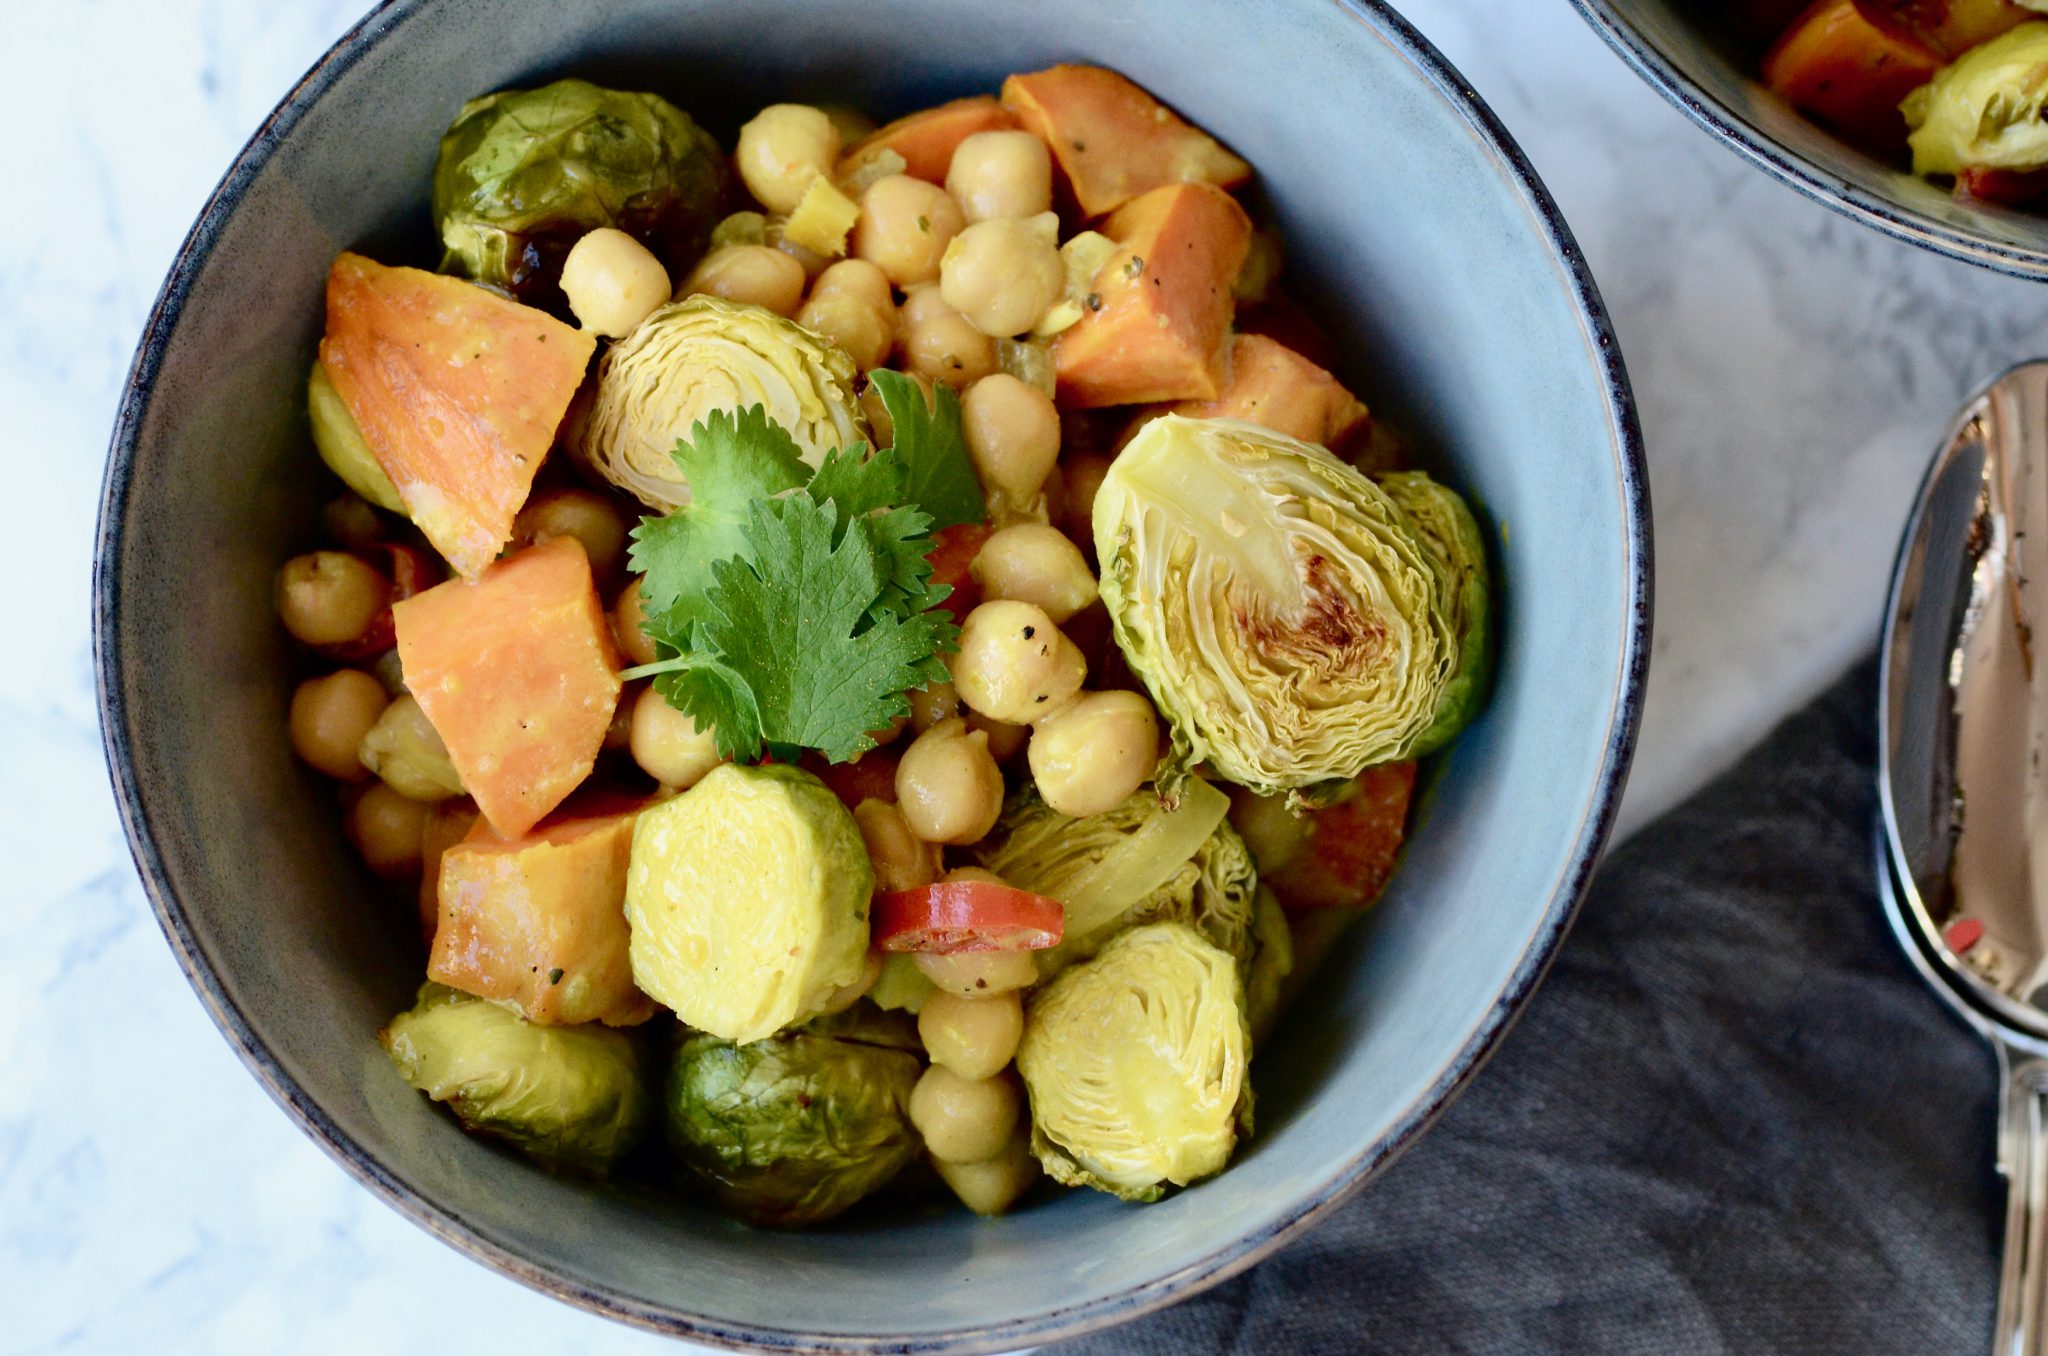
[95,0,1648,1348]
[1571,0,2048,279]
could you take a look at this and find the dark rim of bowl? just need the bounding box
[1567,0,2048,282]
[93,0,1651,1350]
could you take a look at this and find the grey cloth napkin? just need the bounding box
[1056,657,2001,1355]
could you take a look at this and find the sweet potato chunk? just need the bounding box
[1856,0,2031,58]
[1163,333,1370,451]
[1051,183,1250,407]
[429,800,656,1026]
[319,253,595,577]
[1764,0,1939,154]
[393,537,622,837]
[1001,65,1250,217]
[838,95,1018,184]
[1265,762,1418,910]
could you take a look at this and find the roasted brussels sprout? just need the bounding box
[1905,23,2048,176]
[577,295,869,509]
[380,983,650,1171]
[665,1030,923,1227]
[974,779,1259,980]
[1093,416,1457,796]
[1375,470,1492,755]
[358,694,465,802]
[625,763,873,1044]
[1244,886,1295,1045]
[307,361,402,512]
[433,79,725,306]
[1016,922,1250,1201]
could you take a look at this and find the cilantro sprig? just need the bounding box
[622,374,985,765]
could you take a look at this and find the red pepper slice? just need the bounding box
[873,880,1064,953]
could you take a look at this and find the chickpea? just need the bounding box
[970,524,1098,623]
[810,258,893,312]
[735,103,840,215]
[1057,451,1114,541]
[914,926,1039,996]
[611,577,658,667]
[968,712,1030,765]
[894,717,1004,845]
[346,782,428,879]
[934,1127,1040,1215]
[560,227,671,337]
[899,293,998,388]
[796,290,895,371]
[854,797,941,893]
[604,685,638,752]
[1228,787,1310,875]
[945,131,1054,223]
[908,679,961,733]
[907,1065,1020,1164]
[938,215,1064,337]
[952,601,1086,725]
[1028,691,1161,817]
[683,244,808,317]
[630,685,722,788]
[288,670,387,780]
[323,494,382,550]
[852,174,964,287]
[513,488,627,580]
[918,990,1024,1080]
[276,551,387,648]
[962,375,1060,503]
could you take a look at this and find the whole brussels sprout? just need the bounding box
[1016,923,1251,1202]
[433,79,725,306]
[577,295,869,510]
[974,780,1258,981]
[380,983,650,1172]
[1905,23,2048,176]
[1375,470,1492,756]
[1093,416,1457,796]
[626,763,873,1045]
[666,1030,923,1227]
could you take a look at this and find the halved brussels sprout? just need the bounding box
[380,983,650,1172]
[308,361,403,512]
[577,295,869,509]
[1904,23,2048,176]
[1016,922,1250,1201]
[1093,416,1457,796]
[1375,470,1492,755]
[625,763,873,1044]
[433,79,724,304]
[1244,886,1295,1046]
[974,779,1257,980]
[665,1030,923,1227]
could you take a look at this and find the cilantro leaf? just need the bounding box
[649,640,764,763]
[806,442,908,523]
[626,407,813,624]
[677,495,955,763]
[869,369,986,531]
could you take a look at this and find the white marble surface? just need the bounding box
[6,0,2046,1349]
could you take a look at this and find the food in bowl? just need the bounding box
[1760,0,2048,207]
[273,63,1495,1228]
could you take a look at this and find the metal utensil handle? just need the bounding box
[1998,1045,2048,1356]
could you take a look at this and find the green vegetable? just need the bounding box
[974,780,1256,979]
[1905,23,2048,176]
[803,1001,924,1052]
[380,983,650,1172]
[626,763,873,1044]
[1375,471,1492,755]
[307,361,402,512]
[1016,922,1251,1202]
[433,79,724,304]
[1244,886,1294,1046]
[866,369,986,532]
[1093,415,1457,797]
[868,952,937,1014]
[665,1030,923,1227]
[357,695,464,802]
[580,295,869,511]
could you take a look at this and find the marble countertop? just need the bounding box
[7,0,2045,1349]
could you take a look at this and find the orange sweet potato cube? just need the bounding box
[1052,183,1251,408]
[319,252,595,577]
[1164,333,1371,451]
[838,95,1019,184]
[1762,0,1939,154]
[428,800,656,1027]
[1001,65,1251,218]
[393,537,622,838]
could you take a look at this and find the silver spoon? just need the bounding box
[1880,360,2047,1356]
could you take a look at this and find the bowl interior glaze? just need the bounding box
[97,0,1647,1349]
[1573,0,2048,279]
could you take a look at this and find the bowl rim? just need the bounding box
[1567,0,2048,282]
[93,0,1651,1349]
